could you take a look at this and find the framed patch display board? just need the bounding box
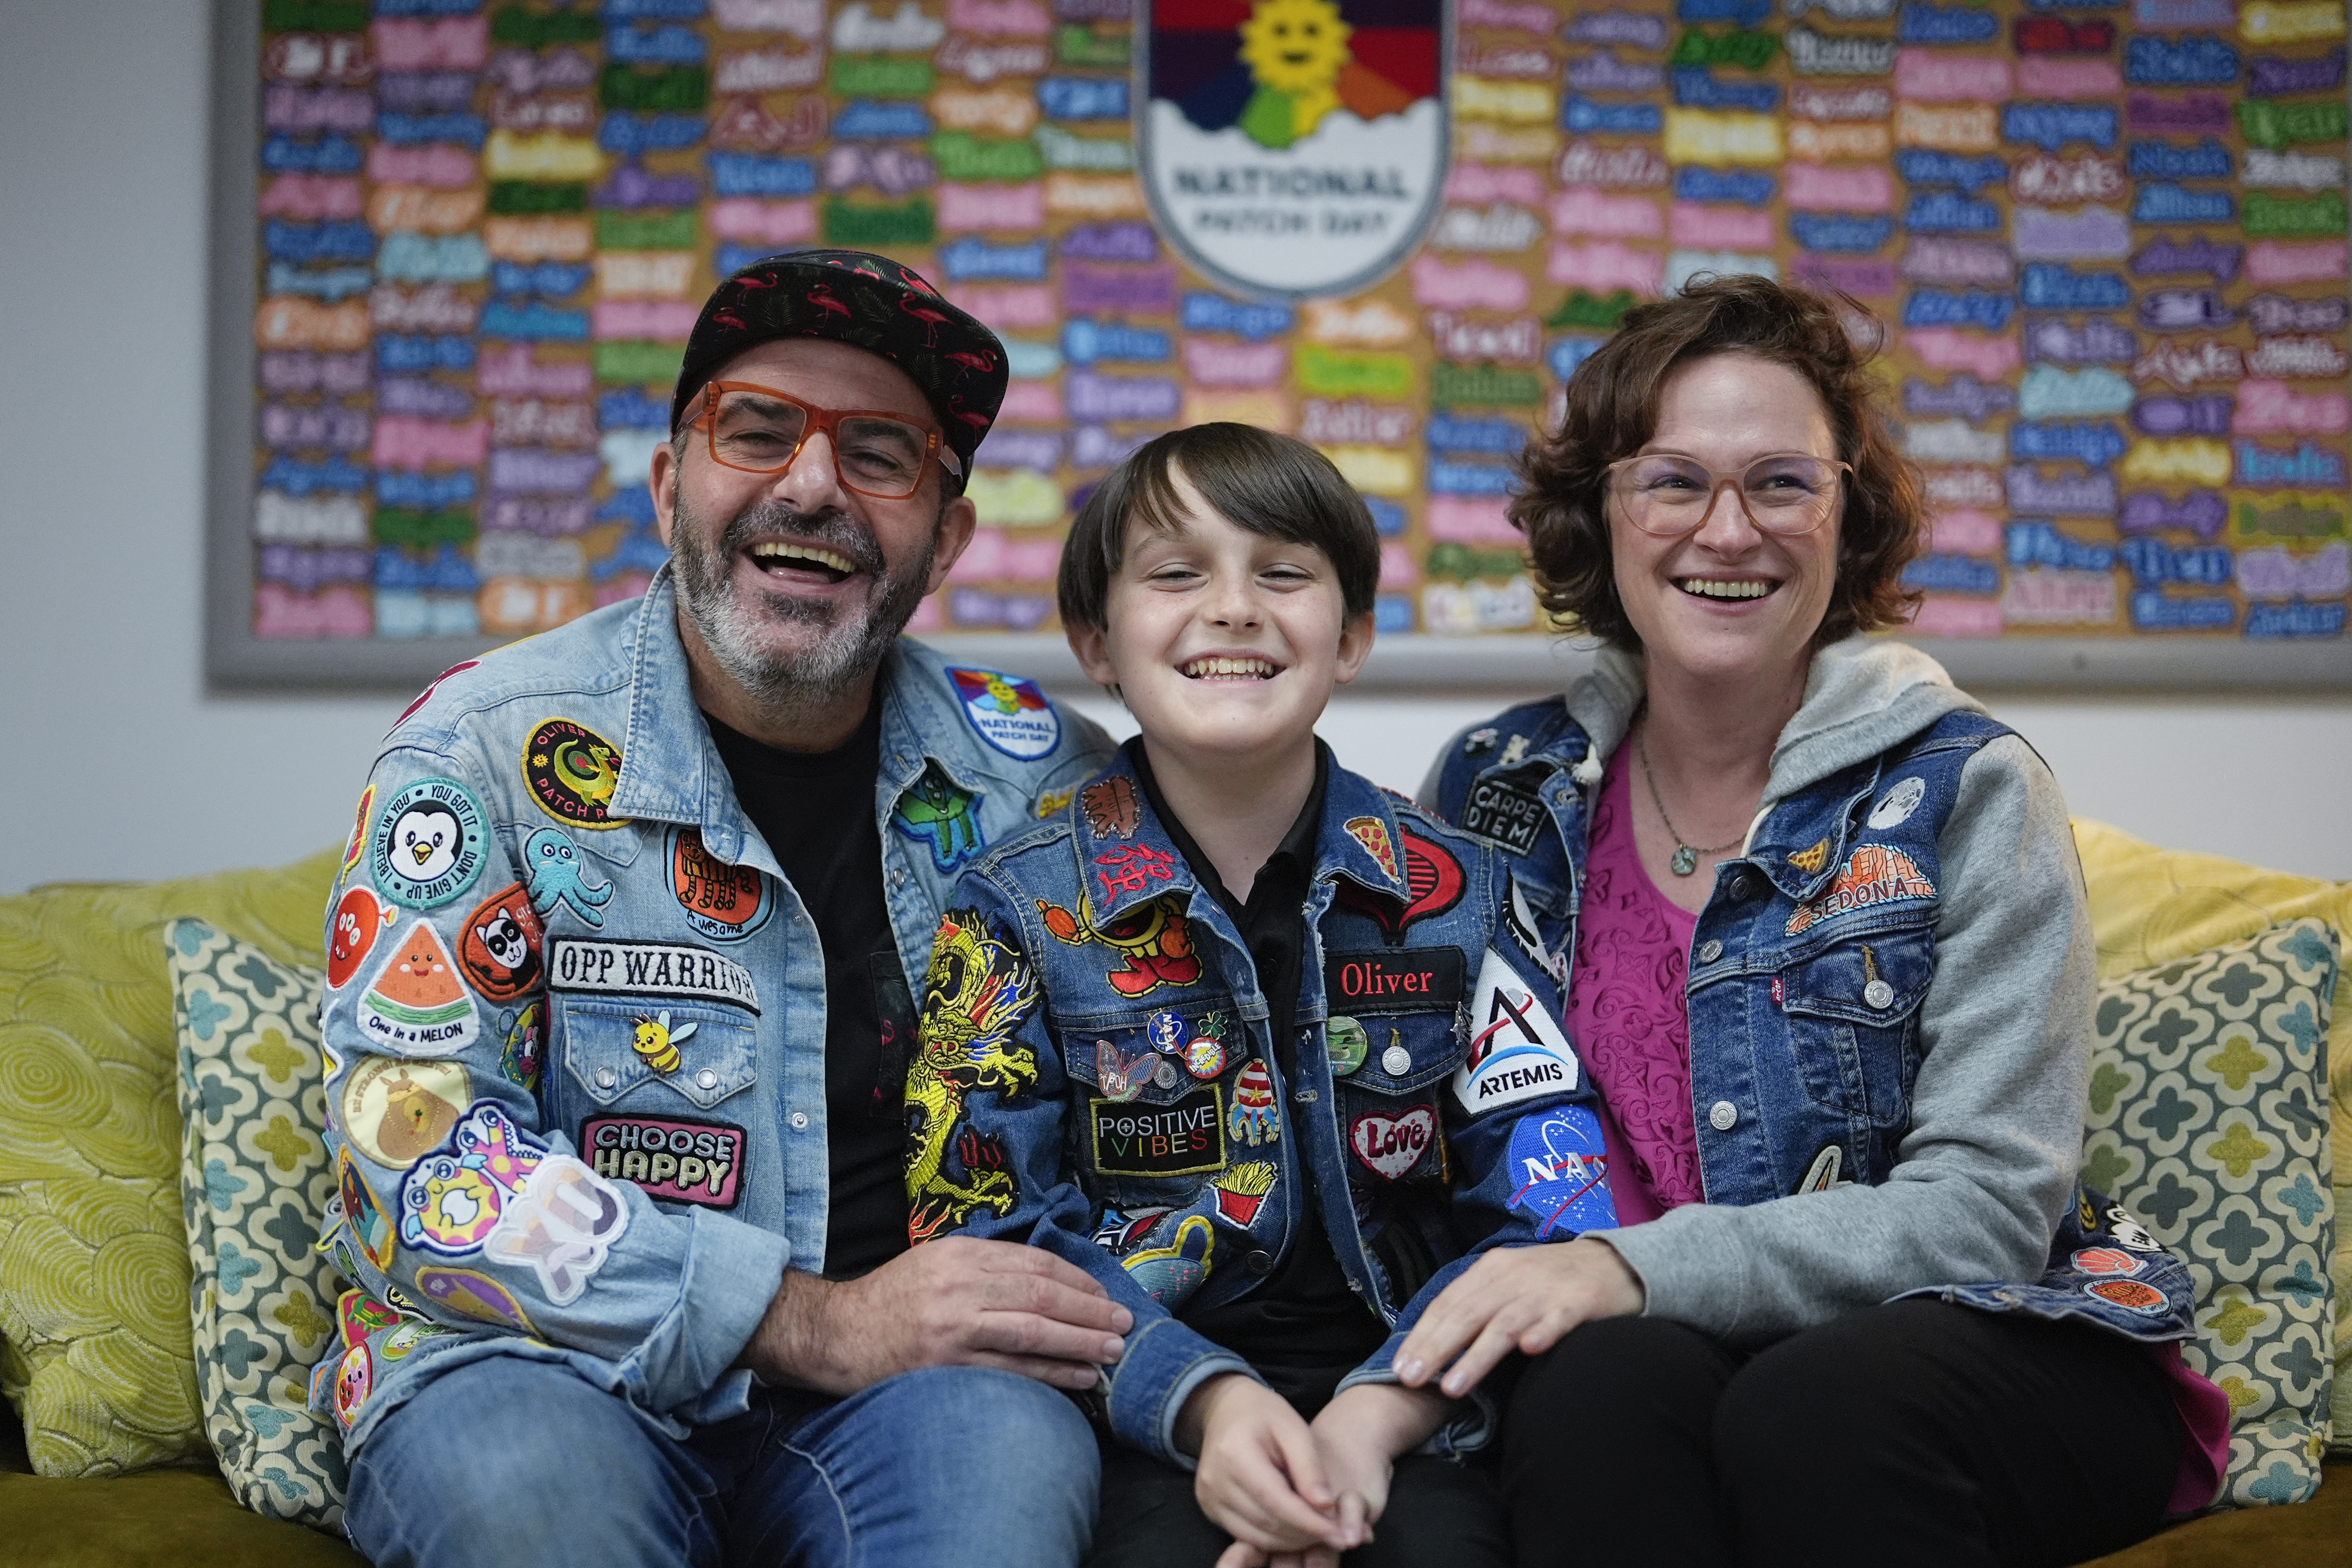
[206,0,2352,688]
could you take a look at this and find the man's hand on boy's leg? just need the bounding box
[736,1236,1131,1395]
[1179,1374,1357,1562]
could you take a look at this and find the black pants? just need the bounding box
[1087,1440,1511,1568]
[1502,1300,2181,1568]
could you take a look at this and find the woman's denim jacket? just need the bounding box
[1427,695,2197,1347]
[907,752,1619,1463]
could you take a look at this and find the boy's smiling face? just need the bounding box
[1069,466,1373,766]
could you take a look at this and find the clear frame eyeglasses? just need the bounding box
[1604,452,1852,537]
[688,381,962,500]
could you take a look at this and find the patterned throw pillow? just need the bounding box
[2073,819,2352,1451]
[2082,917,2338,1508]
[168,920,346,1529]
[0,849,338,1478]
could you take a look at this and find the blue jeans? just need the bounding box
[345,1358,1100,1568]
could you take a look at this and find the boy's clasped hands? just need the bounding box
[1182,1376,1448,1568]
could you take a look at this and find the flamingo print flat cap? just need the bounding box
[670,249,1010,472]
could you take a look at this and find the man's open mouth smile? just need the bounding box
[1179,656,1281,680]
[748,541,859,584]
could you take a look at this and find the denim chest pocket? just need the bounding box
[1327,1009,1465,1185]
[1063,1002,1247,1205]
[560,998,758,1112]
[1777,930,1933,1129]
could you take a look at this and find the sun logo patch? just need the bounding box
[947,667,1060,759]
[523,718,626,828]
[1141,0,1444,299]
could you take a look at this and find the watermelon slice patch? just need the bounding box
[359,920,481,1051]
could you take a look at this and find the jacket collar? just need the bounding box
[1063,747,1409,925]
[604,568,954,872]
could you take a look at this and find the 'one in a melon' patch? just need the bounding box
[359,921,482,1051]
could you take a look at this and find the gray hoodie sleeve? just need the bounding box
[1597,735,2092,1346]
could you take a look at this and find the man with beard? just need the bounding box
[318,252,1123,1568]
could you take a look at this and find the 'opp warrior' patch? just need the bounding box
[1324,948,1466,1016]
[370,777,490,908]
[548,937,761,1012]
[1459,767,1548,856]
[669,826,771,941]
[582,1114,746,1208]
[523,718,627,828]
[1092,1085,1227,1178]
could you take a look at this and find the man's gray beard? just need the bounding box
[669,487,938,714]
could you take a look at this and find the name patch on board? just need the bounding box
[1091,1085,1227,1177]
[548,938,760,1012]
[582,1114,746,1208]
[1459,767,1548,855]
[1323,948,1466,1015]
[1451,948,1583,1113]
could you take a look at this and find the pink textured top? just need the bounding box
[1569,745,2229,1511]
[1569,747,1703,1224]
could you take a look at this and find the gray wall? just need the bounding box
[4,0,2349,894]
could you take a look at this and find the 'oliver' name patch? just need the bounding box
[548,938,760,1012]
[1324,948,1466,1015]
[1092,1086,1227,1178]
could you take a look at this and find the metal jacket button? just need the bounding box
[1708,1100,1739,1131]
[1864,979,1895,1010]
[595,1066,617,1089]
[1697,939,1723,964]
[790,1111,809,1130]
[1726,873,1752,901]
[1245,1250,1276,1275]
[695,1068,719,1090]
[1381,1044,1412,1075]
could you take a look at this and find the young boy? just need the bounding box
[905,425,1617,1566]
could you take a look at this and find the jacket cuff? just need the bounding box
[1104,1314,1257,1467]
[619,1210,791,1412]
[1335,1338,1497,1458]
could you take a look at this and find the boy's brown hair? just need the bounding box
[1057,424,1382,633]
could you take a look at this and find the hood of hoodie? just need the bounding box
[1561,636,1987,804]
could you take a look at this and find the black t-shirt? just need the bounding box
[706,703,915,1280]
[1129,740,1389,1414]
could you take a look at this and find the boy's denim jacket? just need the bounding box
[907,750,1618,1464]
[1424,668,2198,1349]
[308,570,1112,1448]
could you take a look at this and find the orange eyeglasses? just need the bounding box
[688,381,962,500]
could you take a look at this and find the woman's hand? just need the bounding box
[1178,1374,1353,1565]
[1394,1237,1645,1398]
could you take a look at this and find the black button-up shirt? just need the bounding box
[1128,739,1387,1412]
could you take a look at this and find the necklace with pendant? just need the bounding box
[1636,726,1743,876]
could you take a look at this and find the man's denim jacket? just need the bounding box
[1426,699,2198,1344]
[906,750,1619,1464]
[309,568,1113,1448]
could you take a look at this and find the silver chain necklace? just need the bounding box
[1635,725,1742,876]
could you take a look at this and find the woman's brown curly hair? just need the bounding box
[1511,275,1926,649]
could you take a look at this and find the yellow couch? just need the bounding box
[1,829,2347,1566]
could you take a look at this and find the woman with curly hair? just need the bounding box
[1411,275,2227,1567]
